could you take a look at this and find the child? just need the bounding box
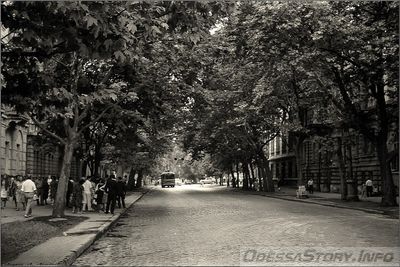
[1,178,9,209]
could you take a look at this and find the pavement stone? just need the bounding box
[4,191,147,266]
[74,185,399,266]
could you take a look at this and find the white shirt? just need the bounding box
[21,179,37,193]
[308,180,313,186]
[82,180,93,193]
[366,180,373,186]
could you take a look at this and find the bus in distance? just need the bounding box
[161,172,175,188]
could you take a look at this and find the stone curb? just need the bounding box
[60,189,150,266]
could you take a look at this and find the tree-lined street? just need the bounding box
[1,1,399,266]
[75,186,398,266]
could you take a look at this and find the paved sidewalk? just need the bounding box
[232,186,399,218]
[3,190,148,266]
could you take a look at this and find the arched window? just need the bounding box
[5,127,13,175]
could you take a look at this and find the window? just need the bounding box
[312,143,316,162]
[281,162,286,178]
[288,134,294,152]
[5,141,10,173]
[270,163,275,178]
[363,136,370,154]
[276,137,281,155]
[271,139,275,156]
[276,163,280,178]
[282,135,287,154]
[16,144,21,172]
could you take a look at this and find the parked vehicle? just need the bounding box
[200,178,214,185]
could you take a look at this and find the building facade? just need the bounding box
[299,132,399,193]
[267,121,399,193]
[1,106,29,176]
[1,105,82,179]
[25,123,82,179]
[267,134,297,186]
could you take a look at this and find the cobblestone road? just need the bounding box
[75,185,399,266]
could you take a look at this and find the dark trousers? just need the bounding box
[66,192,71,207]
[366,186,373,197]
[308,185,314,194]
[41,192,48,205]
[117,195,126,208]
[106,194,117,214]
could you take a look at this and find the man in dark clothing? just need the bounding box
[41,177,49,205]
[105,175,118,215]
[116,177,127,209]
[66,178,74,208]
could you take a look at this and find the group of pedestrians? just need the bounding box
[0,175,51,218]
[1,174,128,218]
[69,175,127,215]
[1,175,60,217]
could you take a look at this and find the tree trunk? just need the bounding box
[230,167,236,188]
[249,162,255,190]
[375,73,397,206]
[258,151,274,192]
[236,161,240,188]
[227,173,230,187]
[242,163,249,190]
[376,138,397,206]
[52,140,75,217]
[316,145,321,192]
[93,147,101,178]
[257,166,263,191]
[127,167,137,190]
[322,150,332,192]
[294,139,304,186]
[335,137,347,201]
[87,159,94,176]
[136,169,143,188]
[81,160,88,178]
[346,140,359,201]
[219,173,223,186]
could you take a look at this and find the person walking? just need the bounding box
[307,178,314,194]
[71,179,84,214]
[95,179,105,212]
[105,175,118,215]
[1,178,9,209]
[82,177,94,211]
[21,176,37,218]
[116,177,127,209]
[8,176,17,209]
[34,177,42,205]
[365,179,373,197]
[15,176,26,211]
[66,178,74,208]
[41,177,49,205]
[50,177,58,205]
